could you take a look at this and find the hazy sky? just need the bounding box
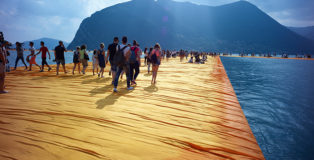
[1,0,313,43]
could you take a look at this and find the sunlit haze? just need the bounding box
[0,0,313,42]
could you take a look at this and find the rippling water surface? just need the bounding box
[221,57,314,160]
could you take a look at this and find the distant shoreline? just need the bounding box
[221,55,314,61]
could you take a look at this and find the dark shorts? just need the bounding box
[152,60,161,66]
[99,60,106,68]
[56,59,65,65]
[42,58,48,66]
[73,57,80,64]
[110,60,117,72]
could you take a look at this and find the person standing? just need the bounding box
[179,49,185,62]
[0,42,8,93]
[97,43,106,78]
[166,50,171,61]
[28,42,41,71]
[54,41,67,75]
[36,41,51,72]
[80,45,89,74]
[106,37,119,85]
[72,46,81,75]
[149,43,162,84]
[113,36,133,92]
[129,40,141,85]
[92,49,99,76]
[144,48,148,66]
[14,42,28,70]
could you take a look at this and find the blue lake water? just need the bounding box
[221,57,314,160]
[6,50,147,68]
[6,50,95,68]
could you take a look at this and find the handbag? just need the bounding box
[84,52,89,60]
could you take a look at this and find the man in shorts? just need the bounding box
[54,41,67,75]
[36,41,52,72]
[106,37,119,84]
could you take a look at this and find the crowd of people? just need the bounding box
[6,34,312,95]
[0,36,164,93]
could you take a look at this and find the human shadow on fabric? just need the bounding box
[144,84,158,93]
[96,89,133,109]
[31,76,49,80]
[30,74,57,80]
[58,74,83,79]
[80,75,94,79]
[144,73,152,77]
[82,77,111,84]
[89,85,113,96]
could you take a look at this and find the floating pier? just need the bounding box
[0,57,264,160]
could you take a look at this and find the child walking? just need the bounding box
[36,41,51,72]
[28,42,41,71]
[92,49,99,76]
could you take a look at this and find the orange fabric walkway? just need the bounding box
[0,57,264,160]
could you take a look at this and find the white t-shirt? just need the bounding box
[92,54,98,63]
[30,46,35,54]
[116,44,130,57]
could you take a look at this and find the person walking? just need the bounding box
[28,42,41,71]
[147,47,153,74]
[92,49,99,76]
[36,41,52,72]
[14,42,28,70]
[97,43,106,78]
[113,36,133,92]
[149,43,162,84]
[80,45,89,74]
[106,37,119,84]
[5,47,10,73]
[129,40,141,85]
[0,42,8,93]
[54,41,67,75]
[72,46,81,74]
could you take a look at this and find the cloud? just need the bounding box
[0,0,313,43]
[80,0,130,16]
[0,0,131,42]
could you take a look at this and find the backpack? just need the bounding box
[129,47,137,64]
[113,45,128,67]
[84,51,89,60]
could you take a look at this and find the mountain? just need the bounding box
[12,38,69,50]
[68,0,314,54]
[288,26,314,41]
